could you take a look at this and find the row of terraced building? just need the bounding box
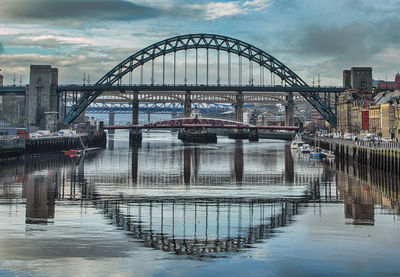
[337,69,400,139]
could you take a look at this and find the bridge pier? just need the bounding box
[235,91,243,123]
[108,112,115,135]
[284,92,294,126]
[248,129,259,142]
[184,91,192,117]
[26,65,58,129]
[130,91,142,146]
[229,91,248,139]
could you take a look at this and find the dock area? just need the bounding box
[304,136,400,175]
[0,133,106,160]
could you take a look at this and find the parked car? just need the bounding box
[343,133,352,140]
[30,130,52,138]
[361,134,373,141]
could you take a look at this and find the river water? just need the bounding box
[0,131,399,276]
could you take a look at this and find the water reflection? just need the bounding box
[24,169,57,224]
[96,199,299,257]
[284,145,294,183]
[0,134,399,261]
[234,140,243,183]
[335,161,400,225]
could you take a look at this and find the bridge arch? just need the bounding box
[64,34,336,126]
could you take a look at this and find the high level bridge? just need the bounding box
[0,34,344,129]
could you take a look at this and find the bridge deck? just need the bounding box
[57,84,343,93]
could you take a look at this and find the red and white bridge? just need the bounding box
[104,117,299,131]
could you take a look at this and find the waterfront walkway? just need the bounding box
[304,136,400,175]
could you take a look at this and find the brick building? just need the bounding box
[375,73,400,90]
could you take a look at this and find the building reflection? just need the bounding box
[6,137,400,258]
[23,170,57,224]
[335,161,400,225]
[11,155,89,224]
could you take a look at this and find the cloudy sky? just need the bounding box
[0,0,399,86]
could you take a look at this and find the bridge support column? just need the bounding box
[248,129,259,142]
[285,92,294,126]
[229,91,248,139]
[184,91,192,117]
[108,111,115,135]
[27,65,58,129]
[235,91,243,123]
[130,91,142,146]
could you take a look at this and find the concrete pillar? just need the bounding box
[184,91,191,117]
[248,129,259,142]
[131,91,139,125]
[108,111,115,135]
[235,91,243,122]
[27,65,58,129]
[285,92,294,126]
[130,91,142,146]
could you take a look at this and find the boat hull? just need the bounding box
[178,130,217,143]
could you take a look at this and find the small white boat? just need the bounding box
[290,134,305,150]
[300,143,311,153]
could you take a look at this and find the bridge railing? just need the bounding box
[57,83,344,89]
[307,136,400,149]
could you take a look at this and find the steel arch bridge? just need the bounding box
[82,102,245,114]
[63,34,337,126]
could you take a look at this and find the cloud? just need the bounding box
[6,35,95,49]
[187,2,244,20]
[279,16,400,65]
[295,22,370,60]
[182,0,272,20]
[0,0,273,24]
[243,0,272,11]
[0,0,162,23]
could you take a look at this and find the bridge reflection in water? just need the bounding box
[94,143,310,189]
[96,199,299,257]
[1,140,400,257]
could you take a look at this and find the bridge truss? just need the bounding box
[83,102,242,114]
[62,34,341,126]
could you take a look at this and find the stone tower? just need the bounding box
[350,67,372,93]
[26,65,58,129]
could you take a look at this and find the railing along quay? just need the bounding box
[303,136,400,175]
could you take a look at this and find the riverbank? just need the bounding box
[0,132,106,161]
[304,136,400,175]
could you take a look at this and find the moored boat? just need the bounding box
[300,143,311,153]
[290,134,305,150]
[310,148,325,159]
[178,128,217,143]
